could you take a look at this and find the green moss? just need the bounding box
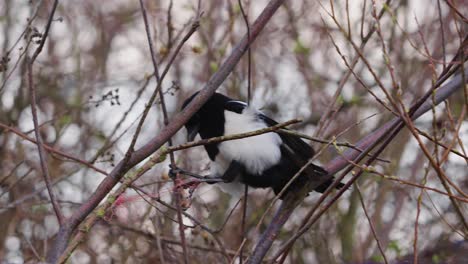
[293,39,310,54]
[159,147,168,163]
[233,4,241,14]
[79,224,90,233]
[370,255,384,262]
[388,240,401,256]
[96,208,106,217]
[107,195,116,204]
[218,47,226,57]
[432,254,441,263]
[58,115,72,127]
[210,61,218,73]
[349,95,361,105]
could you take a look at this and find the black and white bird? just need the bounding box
[179,91,344,198]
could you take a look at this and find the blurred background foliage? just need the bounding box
[0,0,467,263]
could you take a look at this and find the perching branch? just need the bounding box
[167,119,301,153]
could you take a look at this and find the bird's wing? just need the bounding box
[258,113,332,179]
[257,113,316,159]
[260,113,345,192]
[224,100,344,192]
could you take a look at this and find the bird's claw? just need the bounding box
[168,165,182,179]
[203,177,225,184]
[168,165,211,181]
[168,165,228,184]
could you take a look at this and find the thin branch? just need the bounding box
[138,0,191,262]
[413,168,429,264]
[241,185,248,264]
[444,0,468,23]
[88,76,152,164]
[369,169,468,203]
[0,122,109,176]
[167,119,300,153]
[278,129,391,164]
[27,0,63,225]
[133,187,232,263]
[239,0,252,104]
[112,222,270,261]
[238,1,251,260]
[56,149,168,263]
[355,183,388,264]
[314,0,393,138]
[30,0,59,64]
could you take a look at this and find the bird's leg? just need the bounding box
[169,162,243,184]
[202,161,244,183]
[168,166,204,180]
[169,165,224,183]
[219,160,244,183]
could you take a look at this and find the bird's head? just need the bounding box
[181,91,231,142]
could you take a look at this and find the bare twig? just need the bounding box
[238,1,252,260]
[444,0,468,23]
[168,119,300,153]
[27,0,63,225]
[413,168,430,264]
[355,183,388,264]
[239,0,252,104]
[138,0,194,262]
[0,122,109,176]
[314,0,393,138]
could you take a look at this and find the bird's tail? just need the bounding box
[308,164,345,193]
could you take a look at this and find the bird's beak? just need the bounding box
[186,123,200,142]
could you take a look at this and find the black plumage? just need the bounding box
[181,92,344,198]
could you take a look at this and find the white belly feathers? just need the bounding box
[212,107,282,176]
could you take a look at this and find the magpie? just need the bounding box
[178,91,344,198]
